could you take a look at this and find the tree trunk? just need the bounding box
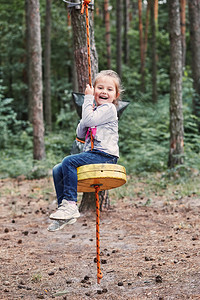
[116,0,122,78]
[71,2,98,211]
[180,0,186,69]
[28,0,45,160]
[188,0,200,127]
[44,0,52,132]
[168,0,184,168]
[24,0,30,121]
[124,0,130,65]
[144,0,150,63]
[104,0,111,69]
[138,0,145,91]
[72,53,79,93]
[79,192,96,212]
[71,4,98,91]
[25,0,32,123]
[154,0,158,22]
[150,0,157,103]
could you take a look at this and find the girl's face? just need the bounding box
[94,76,119,106]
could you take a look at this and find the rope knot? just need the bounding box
[81,0,91,14]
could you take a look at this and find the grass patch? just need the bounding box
[109,170,200,204]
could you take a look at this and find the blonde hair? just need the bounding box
[94,70,124,106]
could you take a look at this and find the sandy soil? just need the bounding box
[0,177,200,300]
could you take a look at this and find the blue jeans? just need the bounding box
[53,149,118,206]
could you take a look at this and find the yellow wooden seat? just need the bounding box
[77,163,126,192]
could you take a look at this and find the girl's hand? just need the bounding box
[85,84,94,95]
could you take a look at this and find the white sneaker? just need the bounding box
[49,200,80,220]
[47,219,77,232]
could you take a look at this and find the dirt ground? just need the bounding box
[0,176,200,300]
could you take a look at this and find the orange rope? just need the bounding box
[95,185,103,284]
[76,137,85,144]
[91,132,94,150]
[81,4,102,283]
[81,0,92,87]
[81,0,94,150]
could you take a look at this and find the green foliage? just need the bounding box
[0,76,79,179]
[0,1,199,180]
[0,81,27,148]
[119,90,200,174]
[119,95,170,174]
[0,100,78,179]
[0,96,14,148]
[0,1,27,119]
[49,1,73,110]
[121,65,142,100]
[0,128,77,179]
[31,273,42,283]
[0,76,199,179]
[110,169,200,204]
[0,0,74,120]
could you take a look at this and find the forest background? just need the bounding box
[0,0,199,183]
[1,2,200,298]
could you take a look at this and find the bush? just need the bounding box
[0,81,28,148]
[119,92,200,174]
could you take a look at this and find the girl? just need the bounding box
[48,70,123,231]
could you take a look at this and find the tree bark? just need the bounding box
[168,0,184,168]
[71,3,98,91]
[180,0,186,69]
[44,0,52,132]
[28,0,45,160]
[150,0,157,103]
[138,0,145,91]
[104,0,111,69]
[25,0,32,123]
[144,0,150,63]
[71,2,98,211]
[116,0,122,78]
[124,0,130,65]
[154,0,158,21]
[188,0,200,127]
[24,1,30,121]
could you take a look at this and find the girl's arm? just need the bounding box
[76,120,88,139]
[82,95,117,127]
